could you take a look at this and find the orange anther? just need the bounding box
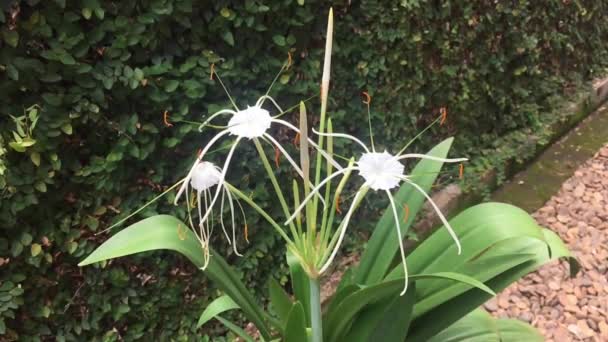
[274,146,281,168]
[210,63,215,80]
[287,52,293,69]
[403,204,410,224]
[197,148,203,159]
[163,110,173,127]
[440,107,447,125]
[177,224,186,241]
[244,224,249,243]
[362,91,371,105]
[459,163,464,179]
[335,196,343,214]
[293,132,300,147]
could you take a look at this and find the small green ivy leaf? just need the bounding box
[31,243,42,257]
[222,31,235,46]
[82,8,93,19]
[61,123,73,135]
[21,233,33,246]
[2,29,19,48]
[34,181,47,193]
[272,35,286,46]
[7,64,18,80]
[31,152,41,167]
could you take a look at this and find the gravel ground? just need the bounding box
[485,144,608,341]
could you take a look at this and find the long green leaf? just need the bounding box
[216,316,256,342]
[407,226,576,341]
[78,215,272,340]
[325,272,494,342]
[354,137,454,285]
[411,252,535,317]
[197,295,239,328]
[268,278,294,328]
[394,203,547,278]
[284,302,308,342]
[341,282,417,342]
[427,309,499,342]
[287,250,310,325]
[428,309,543,342]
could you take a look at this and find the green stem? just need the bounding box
[310,278,323,342]
[253,138,301,247]
[224,182,294,247]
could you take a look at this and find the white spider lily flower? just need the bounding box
[173,93,343,267]
[181,160,245,270]
[286,130,467,295]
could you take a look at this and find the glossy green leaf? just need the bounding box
[268,277,293,326]
[355,137,454,285]
[78,215,271,340]
[216,316,255,342]
[287,250,310,325]
[197,295,239,328]
[284,302,307,342]
[325,272,492,342]
[403,203,577,341]
[428,309,543,342]
[342,282,416,342]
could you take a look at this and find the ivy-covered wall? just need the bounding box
[1,0,606,340]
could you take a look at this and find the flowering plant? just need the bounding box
[79,9,577,341]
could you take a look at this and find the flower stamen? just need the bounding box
[459,163,464,179]
[440,107,447,125]
[163,110,173,127]
[402,204,409,224]
[274,145,281,168]
[362,91,371,105]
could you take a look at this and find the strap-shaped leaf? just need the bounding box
[428,309,543,342]
[78,215,271,340]
[268,277,294,327]
[407,226,577,341]
[394,203,547,278]
[354,137,454,285]
[411,252,535,317]
[341,282,417,342]
[197,295,239,328]
[284,302,308,342]
[216,316,256,342]
[325,272,494,342]
[287,250,310,324]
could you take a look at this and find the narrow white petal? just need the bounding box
[219,186,232,244]
[386,190,410,296]
[224,187,242,256]
[404,179,462,254]
[396,153,467,163]
[198,138,241,226]
[285,166,357,225]
[199,109,237,131]
[256,95,284,113]
[272,119,344,170]
[263,133,326,207]
[312,129,370,153]
[319,186,366,274]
